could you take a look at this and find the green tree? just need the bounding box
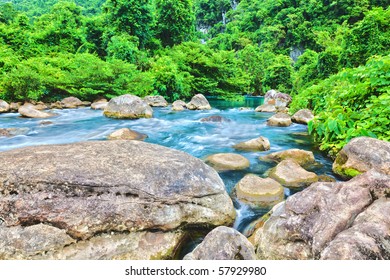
[155,0,195,47]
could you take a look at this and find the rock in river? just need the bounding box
[107,128,147,141]
[200,115,230,123]
[172,100,187,111]
[18,104,54,119]
[254,168,390,260]
[260,149,316,168]
[333,137,390,179]
[205,153,250,171]
[267,113,292,127]
[291,109,314,125]
[91,99,108,110]
[184,226,256,260]
[143,95,168,107]
[0,100,10,113]
[268,159,318,188]
[104,94,153,119]
[233,136,270,152]
[186,94,211,110]
[234,174,284,208]
[0,141,235,259]
[255,104,277,113]
[61,97,90,109]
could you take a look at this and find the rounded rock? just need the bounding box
[205,153,250,171]
[186,94,211,110]
[267,113,292,127]
[107,128,147,141]
[104,94,153,119]
[233,137,271,152]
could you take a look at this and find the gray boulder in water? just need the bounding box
[104,94,153,119]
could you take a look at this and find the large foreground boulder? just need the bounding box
[0,100,10,113]
[186,94,211,110]
[0,141,235,259]
[104,94,153,119]
[254,168,390,260]
[144,95,168,107]
[18,104,54,118]
[184,226,256,260]
[333,137,390,179]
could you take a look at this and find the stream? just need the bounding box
[0,97,336,255]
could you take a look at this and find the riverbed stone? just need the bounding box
[333,137,390,179]
[186,94,211,110]
[264,90,292,107]
[33,102,48,111]
[254,168,390,260]
[0,100,10,113]
[234,174,284,208]
[172,100,187,111]
[200,115,231,123]
[104,94,153,119]
[184,226,256,260]
[205,153,250,171]
[255,104,277,113]
[260,149,316,168]
[233,137,270,152]
[107,128,147,141]
[18,104,54,118]
[9,102,21,112]
[0,141,235,259]
[0,127,29,137]
[291,109,314,125]
[268,159,318,188]
[144,95,168,107]
[91,99,108,110]
[267,113,292,127]
[60,97,87,108]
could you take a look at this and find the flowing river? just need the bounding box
[0,97,336,254]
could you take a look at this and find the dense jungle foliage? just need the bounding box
[0,0,389,154]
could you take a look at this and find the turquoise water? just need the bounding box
[0,98,335,234]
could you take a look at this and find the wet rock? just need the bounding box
[39,121,54,126]
[0,141,235,259]
[18,104,54,118]
[291,109,314,125]
[320,198,390,260]
[184,226,256,260]
[172,100,187,111]
[333,137,390,179]
[0,127,29,137]
[254,169,390,260]
[144,95,168,107]
[233,137,271,152]
[107,128,147,141]
[104,94,153,119]
[50,101,63,109]
[0,100,10,113]
[267,113,292,127]
[255,104,276,113]
[91,99,108,110]
[234,174,284,208]
[205,153,250,171]
[33,102,48,111]
[60,97,87,109]
[318,174,336,182]
[9,102,21,112]
[200,115,231,123]
[268,159,318,188]
[186,94,211,110]
[264,90,292,107]
[260,149,316,168]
